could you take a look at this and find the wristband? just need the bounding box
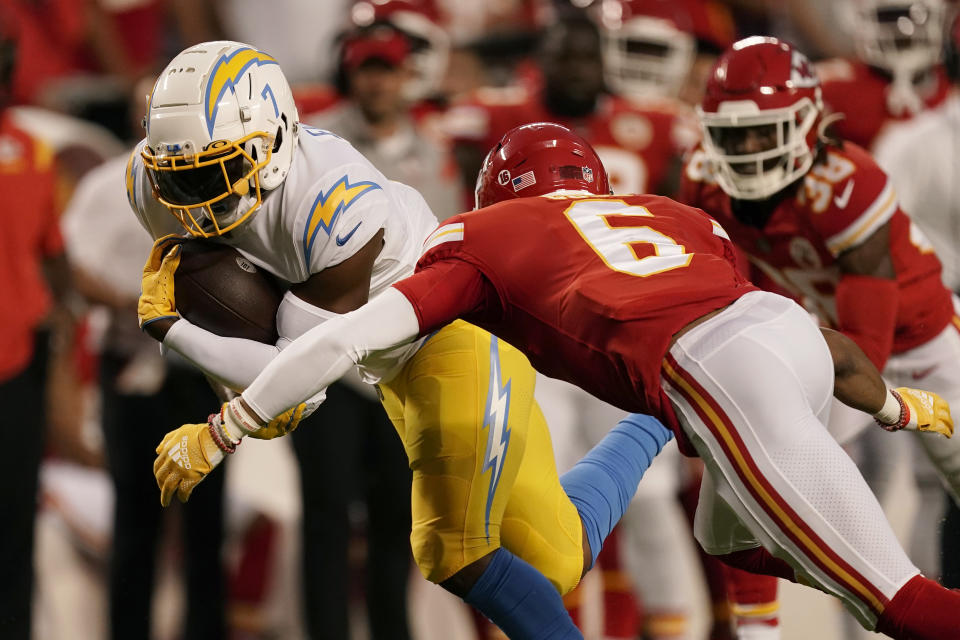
[874,389,909,431]
[223,397,264,439]
[208,413,238,454]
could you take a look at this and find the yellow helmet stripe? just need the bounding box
[204,48,278,136]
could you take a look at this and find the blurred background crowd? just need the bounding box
[2,0,960,639]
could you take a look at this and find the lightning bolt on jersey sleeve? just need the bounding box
[294,164,390,274]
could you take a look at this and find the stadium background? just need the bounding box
[1,0,957,639]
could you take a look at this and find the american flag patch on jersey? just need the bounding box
[512,170,537,193]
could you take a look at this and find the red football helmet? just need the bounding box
[475,123,611,209]
[698,37,823,200]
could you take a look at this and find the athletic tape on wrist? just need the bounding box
[225,398,262,438]
[874,389,908,431]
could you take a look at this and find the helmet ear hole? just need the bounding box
[273,126,283,153]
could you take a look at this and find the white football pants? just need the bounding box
[661,291,919,630]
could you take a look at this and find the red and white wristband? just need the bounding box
[207,397,267,454]
[874,389,910,432]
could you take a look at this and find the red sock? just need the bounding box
[563,582,584,629]
[598,529,641,638]
[726,567,780,630]
[876,574,960,640]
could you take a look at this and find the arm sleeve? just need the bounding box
[163,288,360,392]
[242,287,422,420]
[162,318,282,391]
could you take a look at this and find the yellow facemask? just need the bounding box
[141,131,273,237]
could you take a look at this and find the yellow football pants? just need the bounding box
[379,320,585,593]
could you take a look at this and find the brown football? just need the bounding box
[174,241,282,344]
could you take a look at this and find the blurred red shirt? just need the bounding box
[0,112,63,381]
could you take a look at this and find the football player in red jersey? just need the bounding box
[680,36,960,639]
[446,8,699,200]
[817,0,950,150]
[157,122,960,640]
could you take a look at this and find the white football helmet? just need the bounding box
[599,0,695,100]
[849,0,945,77]
[141,41,299,237]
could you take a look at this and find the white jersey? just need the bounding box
[128,124,441,382]
[129,124,439,290]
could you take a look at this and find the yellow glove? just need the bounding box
[154,422,226,506]
[139,234,185,329]
[248,402,307,440]
[876,387,954,438]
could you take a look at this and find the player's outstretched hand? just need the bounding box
[139,234,185,330]
[154,420,228,506]
[248,402,308,440]
[880,388,954,438]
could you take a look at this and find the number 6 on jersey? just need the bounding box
[564,199,692,277]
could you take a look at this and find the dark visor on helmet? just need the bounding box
[147,152,247,206]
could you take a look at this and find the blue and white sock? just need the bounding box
[465,548,583,640]
[560,413,672,569]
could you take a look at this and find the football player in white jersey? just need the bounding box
[130,41,672,639]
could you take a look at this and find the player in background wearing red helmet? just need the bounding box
[817,0,950,150]
[159,121,960,640]
[680,36,960,639]
[446,7,699,202]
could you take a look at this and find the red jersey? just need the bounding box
[817,58,951,150]
[678,141,952,359]
[0,113,63,380]
[392,193,756,438]
[446,88,699,196]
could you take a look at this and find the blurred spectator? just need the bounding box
[0,25,76,640]
[350,0,452,104]
[308,25,462,218]
[60,80,228,640]
[214,0,352,83]
[817,0,951,150]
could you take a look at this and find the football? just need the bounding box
[174,240,282,344]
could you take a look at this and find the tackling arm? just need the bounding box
[240,287,422,421]
[823,327,952,437]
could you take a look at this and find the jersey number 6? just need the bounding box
[564,199,692,277]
